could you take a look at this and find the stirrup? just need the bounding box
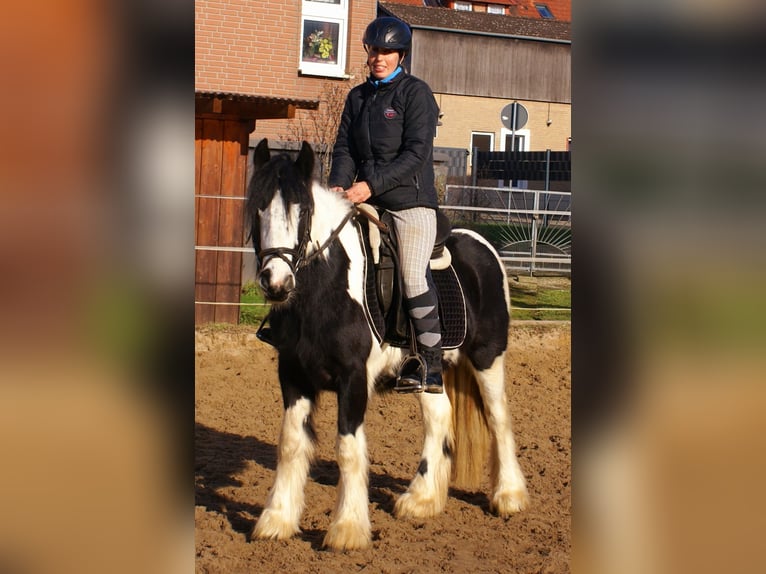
[395,354,426,394]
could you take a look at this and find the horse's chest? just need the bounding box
[277,290,372,356]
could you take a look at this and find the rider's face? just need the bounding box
[366,46,401,80]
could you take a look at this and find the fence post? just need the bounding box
[530,188,540,276]
[544,148,551,227]
[471,147,479,224]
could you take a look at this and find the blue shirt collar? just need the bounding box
[369,66,403,88]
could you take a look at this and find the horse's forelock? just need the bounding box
[245,152,314,247]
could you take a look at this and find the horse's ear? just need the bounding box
[295,141,315,182]
[253,139,271,171]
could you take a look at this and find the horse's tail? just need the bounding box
[445,355,491,488]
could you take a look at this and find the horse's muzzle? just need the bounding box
[259,268,295,302]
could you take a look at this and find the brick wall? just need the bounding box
[196,0,377,143]
[196,0,376,104]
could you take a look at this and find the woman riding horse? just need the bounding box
[329,16,443,394]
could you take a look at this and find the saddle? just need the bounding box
[356,205,466,349]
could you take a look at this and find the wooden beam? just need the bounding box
[195,95,317,121]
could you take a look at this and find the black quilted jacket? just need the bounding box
[329,72,439,211]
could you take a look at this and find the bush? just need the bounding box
[239,282,270,325]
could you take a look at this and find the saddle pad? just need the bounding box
[356,219,467,349]
[432,265,467,349]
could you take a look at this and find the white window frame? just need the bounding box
[299,0,348,78]
[454,1,472,12]
[500,128,530,187]
[500,127,530,152]
[487,4,505,15]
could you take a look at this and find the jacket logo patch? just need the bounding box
[383,108,397,119]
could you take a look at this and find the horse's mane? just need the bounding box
[311,181,354,214]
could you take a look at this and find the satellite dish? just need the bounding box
[500,102,528,131]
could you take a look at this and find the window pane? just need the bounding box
[472,134,492,153]
[535,4,554,19]
[505,134,525,151]
[302,20,339,65]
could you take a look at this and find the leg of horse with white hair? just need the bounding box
[252,394,315,540]
[394,391,454,518]
[474,354,529,515]
[323,365,373,550]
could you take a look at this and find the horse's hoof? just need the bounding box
[393,492,443,519]
[490,487,529,517]
[323,521,371,551]
[251,510,299,541]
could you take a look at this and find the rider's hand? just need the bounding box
[344,181,372,204]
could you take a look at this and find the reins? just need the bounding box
[300,207,357,267]
[355,205,389,233]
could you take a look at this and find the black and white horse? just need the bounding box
[246,139,528,551]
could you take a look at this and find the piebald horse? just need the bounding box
[246,139,528,551]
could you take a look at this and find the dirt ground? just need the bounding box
[195,321,571,573]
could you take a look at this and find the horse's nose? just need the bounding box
[259,269,295,302]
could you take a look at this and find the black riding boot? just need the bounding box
[395,289,443,394]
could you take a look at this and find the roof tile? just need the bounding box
[380,2,571,41]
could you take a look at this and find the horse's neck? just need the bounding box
[308,182,357,252]
[297,184,366,311]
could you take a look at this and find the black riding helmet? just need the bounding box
[363,17,412,55]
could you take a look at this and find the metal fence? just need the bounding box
[442,185,571,275]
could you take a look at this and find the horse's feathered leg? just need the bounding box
[252,396,315,540]
[474,354,529,515]
[324,374,372,551]
[394,392,453,518]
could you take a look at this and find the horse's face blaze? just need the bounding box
[246,141,317,303]
[246,140,317,304]
[257,191,302,302]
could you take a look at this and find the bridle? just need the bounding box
[256,199,357,274]
[256,201,313,272]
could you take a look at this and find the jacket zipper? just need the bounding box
[366,90,377,159]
